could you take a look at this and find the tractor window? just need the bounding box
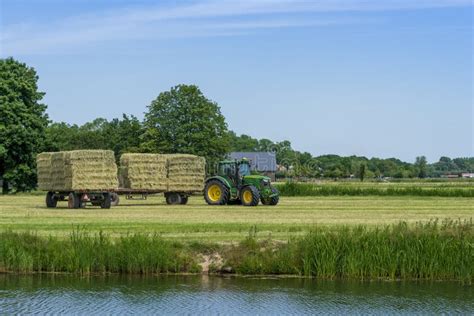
[220,164,235,176]
[239,163,251,176]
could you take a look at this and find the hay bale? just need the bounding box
[119,154,167,190]
[36,150,118,191]
[166,154,205,192]
[36,152,53,191]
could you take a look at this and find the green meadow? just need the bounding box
[0,194,472,241]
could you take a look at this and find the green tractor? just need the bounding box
[204,159,279,206]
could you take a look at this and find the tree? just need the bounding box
[228,132,259,152]
[142,85,229,168]
[358,163,366,182]
[415,156,428,178]
[104,114,142,157]
[45,115,143,160]
[0,58,49,193]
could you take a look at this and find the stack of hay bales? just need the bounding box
[119,154,167,190]
[118,153,205,192]
[166,154,205,192]
[36,150,118,191]
[50,152,67,190]
[36,152,53,191]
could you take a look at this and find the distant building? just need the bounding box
[441,174,460,178]
[461,173,474,178]
[229,152,277,181]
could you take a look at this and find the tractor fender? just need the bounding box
[205,176,232,189]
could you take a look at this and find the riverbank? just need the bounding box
[1,220,472,282]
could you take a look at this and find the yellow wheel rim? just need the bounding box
[242,190,253,204]
[207,184,222,202]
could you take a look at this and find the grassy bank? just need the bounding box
[0,195,473,241]
[226,220,473,282]
[1,220,472,282]
[0,230,200,274]
[276,182,474,197]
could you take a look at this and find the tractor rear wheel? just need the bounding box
[204,180,229,205]
[46,192,58,208]
[240,186,260,207]
[262,187,279,206]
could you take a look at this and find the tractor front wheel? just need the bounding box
[204,180,229,205]
[240,186,260,207]
[262,187,279,206]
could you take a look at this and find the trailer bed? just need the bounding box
[111,188,203,205]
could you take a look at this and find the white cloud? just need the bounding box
[1,0,471,55]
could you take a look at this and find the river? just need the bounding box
[0,274,472,314]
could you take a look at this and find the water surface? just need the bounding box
[0,274,472,314]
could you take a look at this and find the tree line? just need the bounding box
[1,58,473,192]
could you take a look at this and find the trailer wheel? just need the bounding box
[68,193,81,209]
[180,195,189,205]
[165,192,182,205]
[101,193,111,209]
[46,192,57,208]
[110,193,120,206]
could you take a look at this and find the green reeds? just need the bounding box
[1,220,472,282]
[277,182,474,197]
[0,229,199,274]
[225,219,473,282]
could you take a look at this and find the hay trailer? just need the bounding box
[46,190,113,209]
[110,189,199,206]
[38,150,119,209]
[114,153,206,206]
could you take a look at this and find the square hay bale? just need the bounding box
[166,154,205,192]
[119,154,167,190]
[36,152,54,191]
[36,150,118,191]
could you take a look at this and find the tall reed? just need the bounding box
[0,229,199,274]
[1,220,472,282]
[225,219,473,282]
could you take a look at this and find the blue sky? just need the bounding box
[1,0,472,162]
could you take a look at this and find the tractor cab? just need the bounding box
[204,158,279,207]
[218,159,250,185]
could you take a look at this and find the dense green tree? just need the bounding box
[142,85,229,167]
[0,58,49,193]
[358,163,366,182]
[415,156,428,178]
[45,115,142,160]
[228,132,259,152]
[45,122,81,151]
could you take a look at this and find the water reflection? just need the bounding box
[0,274,472,314]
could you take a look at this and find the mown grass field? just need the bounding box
[0,194,472,241]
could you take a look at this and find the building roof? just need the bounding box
[229,152,277,172]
